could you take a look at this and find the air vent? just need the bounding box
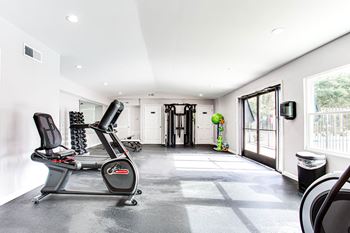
[24,44,42,62]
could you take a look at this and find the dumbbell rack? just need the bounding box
[69,111,88,155]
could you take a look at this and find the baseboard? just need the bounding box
[0,184,41,206]
[87,143,101,149]
[227,149,237,155]
[282,171,298,181]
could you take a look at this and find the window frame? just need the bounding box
[304,65,350,158]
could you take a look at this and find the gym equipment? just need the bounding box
[211,113,229,152]
[211,113,223,124]
[67,101,128,169]
[300,166,350,233]
[31,100,142,205]
[121,135,142,152]
[69,111,88,154]
[164,103,196,147]
[110,130,142,152]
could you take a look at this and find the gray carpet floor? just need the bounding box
[0,145,301,233]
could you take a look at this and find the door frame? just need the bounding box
[141,104,162,144]
[128,105,141,139]
[196,104,214,145]
[240,85,281,170]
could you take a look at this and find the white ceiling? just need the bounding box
[0,0,350,99]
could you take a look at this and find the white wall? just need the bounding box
[60,77,111,106]
[129,106,141,139]
[0,17,111,205]
[79,102,105,148]
[0,17,60,205]
[115,105,141,140]
[120,98,215,144]
[215,33,350,179]
[59,92,109,149]
[59,91,80,147]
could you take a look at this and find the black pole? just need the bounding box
[313,165,350,233]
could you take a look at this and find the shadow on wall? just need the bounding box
[59,106,70,147]
[0,106,46,200]
[5,107,31,155]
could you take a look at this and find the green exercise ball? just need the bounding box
[211,113,223,124]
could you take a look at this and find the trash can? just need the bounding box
[296,151,326,193]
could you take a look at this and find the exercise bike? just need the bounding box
[67,99,126,169]
[31,100,142,205]
[300,165,350,232]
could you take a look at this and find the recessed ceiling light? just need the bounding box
[103,82,108,86]
[118,91,123,95]
[271,27,285,35]
[66,15,79,23]
[199,93,203,97]
[76,65,82,69]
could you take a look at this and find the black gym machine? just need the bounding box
[30,100,142,205]
[164,103,196,147]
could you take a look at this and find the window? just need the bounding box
[305,66,350,156]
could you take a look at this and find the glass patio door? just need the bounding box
[242,88,279,169]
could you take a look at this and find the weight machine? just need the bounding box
[164,103,196,147]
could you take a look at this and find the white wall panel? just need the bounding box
[0,17,111,205]
[215,33,350,177]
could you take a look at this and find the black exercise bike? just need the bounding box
[31,100,142,205]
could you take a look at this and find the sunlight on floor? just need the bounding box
[172,154,243,162]
[174,160,219,169]
[240,208,301,233]
[173,153,270,172]
[185,205,250,233]
[175,168,274,174]
[164,150,298,232]
[180,181,225,200]
[220,182,282,202]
